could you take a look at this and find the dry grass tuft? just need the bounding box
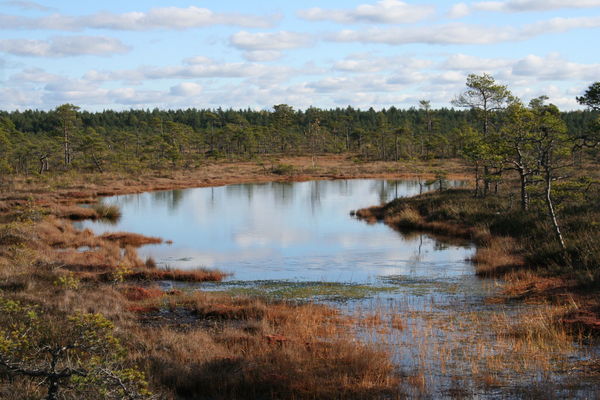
[0,223,31,246]
[52,205,98,220]
[145,257,157,269]
[354,206,383,224]
[100,232,163,247]
[91,203,122,221]
[121,285,165,302]
[472,236,525,277]
[493,304,576,353]
[126,267,226,283]
[384,207,422,228]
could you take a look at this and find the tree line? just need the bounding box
[0,86,597,176]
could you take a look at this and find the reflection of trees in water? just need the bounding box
[329,179,352,197]
[434,241,449,251]
[370,180,420,204]
[308,181,322,215]
[225,184,256,204]
[103,178,469,224]
[369,179,469,203]
[272,182,294,207]
[151,189,186,212]
[104,193,141,208]
[404,234,426,275]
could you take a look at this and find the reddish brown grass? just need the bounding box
[100,232,163,247]
[121,285,165,302]
[125,267,226,282]
[130,291,401,399]
[471,236,526,277]
[127,305,161,313]
[52,205,98,220]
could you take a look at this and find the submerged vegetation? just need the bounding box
[208,280,398,302]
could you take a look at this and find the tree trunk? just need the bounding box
[91,153,103,173]
[544,172,566,251]
[483,165,490,196]
[46,378,60,400]
[39,155,48,174]
[518,170,529,211]
[345,128,350,151]
[473,163,481,197]
[63,121,71,167]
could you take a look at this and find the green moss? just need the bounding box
[210,280,397,302]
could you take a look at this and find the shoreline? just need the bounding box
[355,189,600,336]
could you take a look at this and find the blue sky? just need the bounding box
[0,0,599,111]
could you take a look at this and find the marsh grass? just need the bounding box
[348,297,596,399]
[366,188,600,280]
[0,222,30,246]
[212,280,398,302]
[1,161,598,399]
[356,186,600,335]
[126,267,227,283]
[271,163,296,176]
[52,204,98,220]
[471,236,525,277]
[131,291,402,399]
[99,232,163,247]
[91,202,122,222]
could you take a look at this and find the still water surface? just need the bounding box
[79,179,474,285]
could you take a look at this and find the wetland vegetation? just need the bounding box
[0,77,599,399]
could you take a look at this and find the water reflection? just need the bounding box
[78,179,473,283]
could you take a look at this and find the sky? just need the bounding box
[0,0,598,112]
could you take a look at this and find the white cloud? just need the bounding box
[448,3,471,18]
[242,50,283,62]
[0,36,130,57]
[10,67,62,82]
[512,53,600,81]
[0,87,43,109]
[441,54,513,71]
[439,53,600,82]
[83,57,296,84]
[229,31,315,61]
[3,50,596,111]
[328,24,516,45]
[333,53,432,73]
[473,0,600,13]
[109,88,168,105]
[169,82,202,97]
[298,0,435,24]
[1,1,55,12]
[521,16,600,36]
[327,15,600,46]
[24,75,195,107]
[386,69,428,84]
[431,71,467,84]
[307,75,411,94]
[230,31,314,51]
[0,6,280,31]
[333,56,388,73]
